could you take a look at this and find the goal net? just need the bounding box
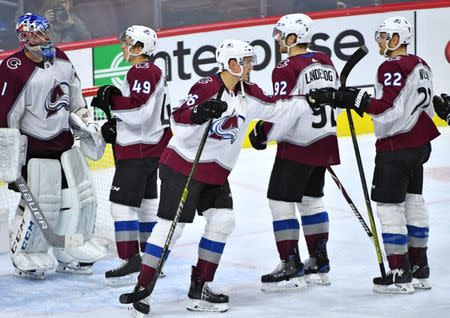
[0,88,116,244]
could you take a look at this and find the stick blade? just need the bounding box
[340,45,369,87]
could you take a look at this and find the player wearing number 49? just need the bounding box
[91,25,172,286]
[310,16,440,294]
[248,13,340,291]
[0,13,106,279]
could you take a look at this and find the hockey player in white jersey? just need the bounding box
[433,93,450,124]
[248,14,339,290]
[123,39,320,316]
[91,25,172,286]
[310,17,440,293]
[0,13,106,279]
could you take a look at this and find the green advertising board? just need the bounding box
[92,44,130,119]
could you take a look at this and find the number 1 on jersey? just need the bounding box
[1,82,7,96]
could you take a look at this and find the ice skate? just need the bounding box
[373,268,415,294]
[56,261,93,275]
[186,266,228,312]
[13,267,45,280]
[127,285,150,317]
[304,239,330,285]
[105,253,141,286]
[412,264,431,290]
[261,259,307,292]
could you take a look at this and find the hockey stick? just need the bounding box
[341,45,386,278]
[120,86,226,305]
[326,167,373,238]
[14,176,84,248]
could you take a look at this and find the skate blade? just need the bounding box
[413,278,431,290]
[106,273,138,287]
[373,282,415,294]
[305,273,330,286]
[13,268,45,280]
[128,304,150,318]
[261,276,308,293]
[56,267,93,275]
[186,299,228,312]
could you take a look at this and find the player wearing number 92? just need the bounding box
[91,25,173,286]
[312,17,440,293]
[249,14,340,291]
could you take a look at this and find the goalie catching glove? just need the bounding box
[307,87,371,117]
[248,120,268,150]
[70,108,106,160]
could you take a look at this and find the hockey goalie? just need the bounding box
[0,13,107,279]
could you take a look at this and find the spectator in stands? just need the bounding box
[38,0,91,43]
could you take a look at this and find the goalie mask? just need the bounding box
[120,25,158,61]
[16,13,55,64]
[215,39,256,77]
[273,13,313,47]
[375,17,412,56]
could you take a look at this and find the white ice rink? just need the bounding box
[1,128,449,318]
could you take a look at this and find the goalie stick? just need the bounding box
[119,86,226,307]
[14,176,84,248]
[341,45,386,278]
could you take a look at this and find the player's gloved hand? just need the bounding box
[101,118,117,144]
[433,93,450,124]
[248,120,267,150]
[91,85,122,112]
[333,87,371,117]
[191,100,228,124]
[306,88,337,110]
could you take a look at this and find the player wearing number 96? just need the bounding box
[93,25,173,286]
[312,17,440,293]
[249,14,340,291]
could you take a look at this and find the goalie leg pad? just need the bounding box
[10,158,62,273]
[52,147,106,266]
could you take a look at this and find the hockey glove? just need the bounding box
[248,120,267,150]
[101,118,117,144]
[91,85,122,115]
[306,88,337,110]
[333,87,370,117]
[433,93,450,124]
[191,100,228,125]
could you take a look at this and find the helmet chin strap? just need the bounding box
[383,37,402,57]
[283,38,297,56]
[125,45,143,62]
[226,63,246,100]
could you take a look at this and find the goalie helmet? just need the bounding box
[273,13,313,44]
[375,16,412,46]
[16,13,55,63]
[216,39,256,74]
[120,25,158,56]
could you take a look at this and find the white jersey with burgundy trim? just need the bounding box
[366,55,440,152]
[269,51,340,166]
[0,48,85,157]
[110,61,172,160]
[160,74,311,185]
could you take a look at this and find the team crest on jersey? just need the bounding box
[198,77,213,84]
[209,110,245,144]
[45,81,70,118]
[6,57,21,70]
[277,59,290,69]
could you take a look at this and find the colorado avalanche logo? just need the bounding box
[209,111,245,144]
[45,81,70,118]
[277,58,290,69]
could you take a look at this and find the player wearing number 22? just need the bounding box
[311,17,440,294]
[125,39,319,316]
[249,14,340,291]
[92,25,172,286]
